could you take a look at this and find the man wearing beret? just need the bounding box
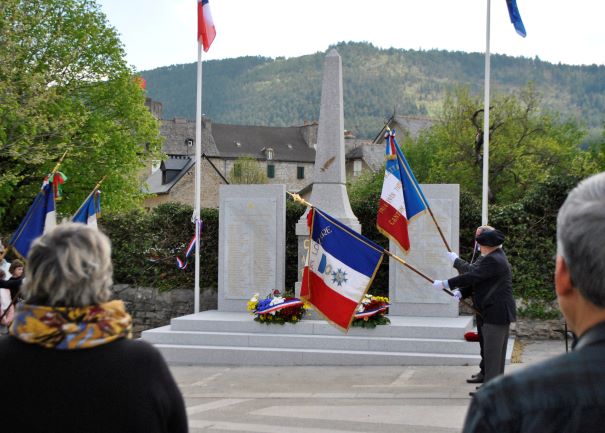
[462,172,605,433]
[433,226,516,391]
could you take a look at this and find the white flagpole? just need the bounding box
[194,39,203,314]
[482,0,491,226]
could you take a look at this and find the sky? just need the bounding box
[96,0,605,72]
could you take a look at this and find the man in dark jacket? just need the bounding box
[434,226,516,387]
[462,171,605,433]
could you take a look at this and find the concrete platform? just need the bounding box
[141,310,515,366]
[170,339,566,433]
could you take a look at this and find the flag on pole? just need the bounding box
[9,180,57,258]
[376,130,427,252]
[176,219,203,269]
[72,190,101,228]
[301,208,384,331]
[197,0,216,52]
[506,0,526,37]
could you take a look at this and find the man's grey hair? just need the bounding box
[22,223,113,307]
[557,172,605,307]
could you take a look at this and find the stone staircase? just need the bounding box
[140,310,511,366]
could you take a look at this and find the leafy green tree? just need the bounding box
[412,85,593,204]
[0,0,162,229]
[229,157,267,184]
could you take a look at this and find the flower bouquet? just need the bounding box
[247,290,307,325]
[352,294,390,328]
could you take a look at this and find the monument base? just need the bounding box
[141,310,517,366]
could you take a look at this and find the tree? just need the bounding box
[0,0,162,230]
[229,157,267,184]
[411,85,592,204]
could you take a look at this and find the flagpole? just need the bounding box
[482,0,491,226]
[193,39,203,314]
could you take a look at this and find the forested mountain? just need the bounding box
[141,41,605,139]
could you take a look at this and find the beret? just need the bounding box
[476,229,505,246]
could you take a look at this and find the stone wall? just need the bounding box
[115,284,567,340]
[112,284,217,336]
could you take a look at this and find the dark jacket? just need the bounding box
[0,276,22,299]
[447,248,516,324]
[0,336,188,433]
[462,321,605,433]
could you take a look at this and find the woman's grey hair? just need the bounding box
[557,172,605,307]
[22,223,113,307]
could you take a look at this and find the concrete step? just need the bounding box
[150,343,483,366]
[142,326,482,355]
[138,310,505,366]
[168,310,475,340]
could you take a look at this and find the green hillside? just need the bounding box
[141,41,605,139]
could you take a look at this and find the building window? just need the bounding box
[267,164,275,178]
[353,160,362,177]
[265,147,274,160]
[297,166,304,179]
[233,163,242,178]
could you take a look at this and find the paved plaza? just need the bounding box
[170,339,567,433]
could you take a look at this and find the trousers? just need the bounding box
[482,322,510,383]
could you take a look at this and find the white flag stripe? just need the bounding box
[309,239,371,303]
[44,210,56,234]
[381,170,406,214]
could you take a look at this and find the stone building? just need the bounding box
[142,99,433,209]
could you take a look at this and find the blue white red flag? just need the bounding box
[176,219,203,269]
[72,190,101,228]
[197,0,216,52]
[506,0,526,37]
[376,129,427,252]
[9,179,56,258]
[301,208,384,331]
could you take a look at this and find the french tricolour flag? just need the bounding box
[72,190,101,229]
[9,179,56,258]
[376,130,427,252]
[301,208,384,331]
[197,0,216,52]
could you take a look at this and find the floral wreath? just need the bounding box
[352,294,390,328]
[247,290,308,325]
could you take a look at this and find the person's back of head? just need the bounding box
[557,172,605,309]
[22,223,113,307]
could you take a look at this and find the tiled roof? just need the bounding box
[211,123,315,163]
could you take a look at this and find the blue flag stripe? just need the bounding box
[392,134,428,219]
[9,183,54,257]
[506,0,526,37]
[312,209,383,277]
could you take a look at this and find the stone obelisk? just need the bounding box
[295,49,360,293]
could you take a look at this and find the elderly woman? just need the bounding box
[0,223,188,433]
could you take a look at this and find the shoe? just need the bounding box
[466,375,484,384]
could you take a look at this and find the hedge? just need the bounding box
[99,174,581,318]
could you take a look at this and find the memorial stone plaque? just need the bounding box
[218,184,286,312]
[388,184,460,317]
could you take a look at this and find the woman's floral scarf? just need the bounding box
[9,300,132,349]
